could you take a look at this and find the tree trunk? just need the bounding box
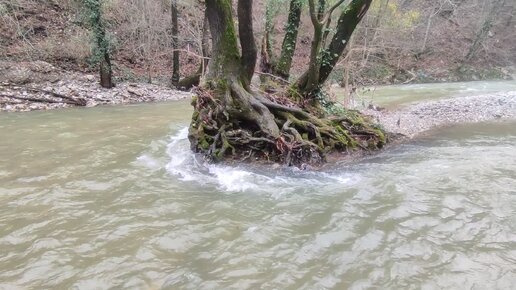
[85,0,114,89]
[100,52,113,88]
[191,0,279,142]
[294,0,372,103]
[292,0,325,108]
[274,0,303,79]
[260,0,303,82]
[260,0,276,77]
[318,0,372,85]
[189,0,386,167]
[238,0,257,87]
[171,0,180,87]
[177,9,210,90]
[318,0,326,21]
[200,11,210,75]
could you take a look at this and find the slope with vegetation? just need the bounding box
[1,0,514,88]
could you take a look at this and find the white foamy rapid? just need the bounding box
[140,127,360,195]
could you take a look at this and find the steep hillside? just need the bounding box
[1,0,514,88]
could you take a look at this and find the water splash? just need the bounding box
[157,127,358,194]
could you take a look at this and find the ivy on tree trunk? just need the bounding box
[171,0,180,87]
[84,0,114,89]
[188,0,386,167]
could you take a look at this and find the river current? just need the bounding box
[1,81,515,289]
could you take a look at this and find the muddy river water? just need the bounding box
[1,81,515,289]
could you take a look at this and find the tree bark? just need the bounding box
[260,0,276,76]
[200,11,210,74]
[293,0,370,100]
[275,0,303,79]
[196,0,279,138]
[294,0,324,100]
[100,52,113,89]
[318,0,372,85]
[189,0,386,167]
[85,0,114,89]
[238,0,257,86]
[171,0,180,87]
[318,0,326,21]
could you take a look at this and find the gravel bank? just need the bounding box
[0,61,193,112]
[3,61,516,139]
[363,91,516,137]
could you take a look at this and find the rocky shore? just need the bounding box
[363,91,516,137]
[0,61,192,112]
[2,61,516,140]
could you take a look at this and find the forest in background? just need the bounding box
[1,0,515,90]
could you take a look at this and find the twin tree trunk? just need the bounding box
[262,0,372,106]
[295,0,373,99]
[189,0,386,167]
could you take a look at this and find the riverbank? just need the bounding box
[0,61,192,112]
[2,61,516,142]
[1,90,515,290]
[363,91,516,137]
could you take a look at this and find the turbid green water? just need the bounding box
[1,82,516,289]
[333,80,516,108]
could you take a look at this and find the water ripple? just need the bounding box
[1,113,516,289]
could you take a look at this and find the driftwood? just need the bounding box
[0,84,87,106]
[0,100,19,105]
[0,93,83,105]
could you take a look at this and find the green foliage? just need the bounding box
[83,0,112,65]
[315,89,348,115]
[320,49,333,67]
[371,0,420,29]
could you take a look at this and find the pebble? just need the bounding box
[1,78,193,113]
[1,60,194,113]
[363,91,516,137]
[2,62,516,138]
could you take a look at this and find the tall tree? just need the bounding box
[171,0,180,87]
[295,0,373,103]
[84,0,114,88]
[261,0,303,80]
[189,0,385,167]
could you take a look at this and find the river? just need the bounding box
[1,81,515,289]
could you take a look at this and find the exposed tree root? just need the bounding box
[189,81,386,167]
